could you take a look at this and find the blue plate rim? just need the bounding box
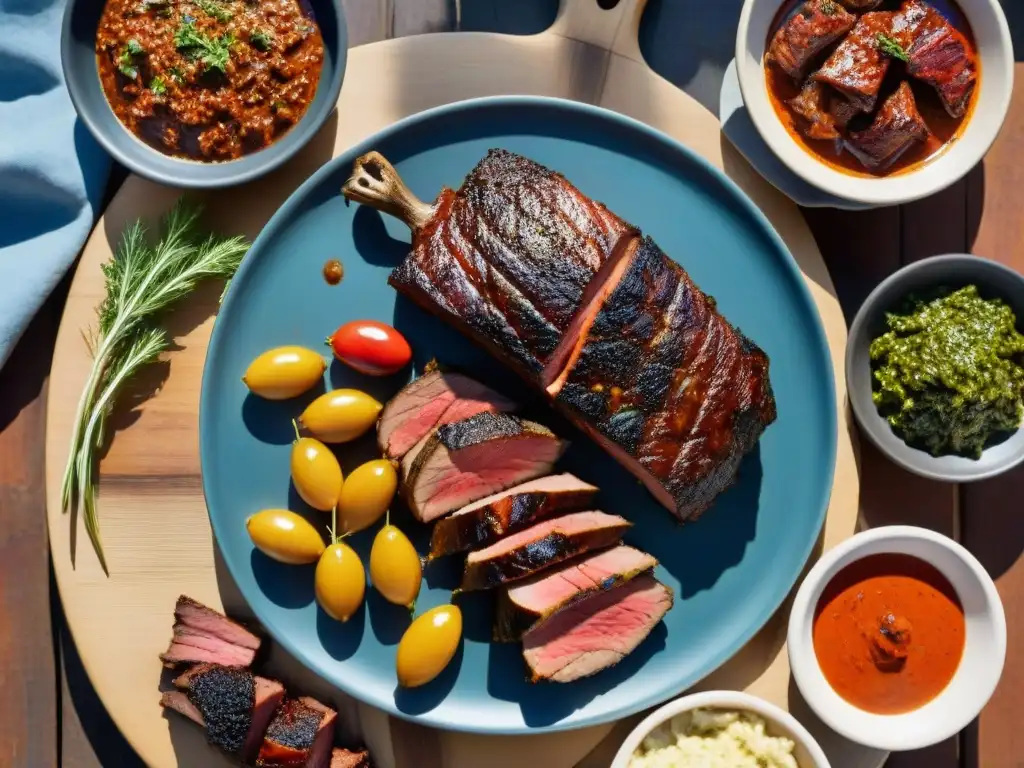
[199,94,838,734]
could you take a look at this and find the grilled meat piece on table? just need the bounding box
[846,81,930,169]
[767,0,856,80]
[522,575,674,683]
[256,697,336,768]
[494,544,657,642]
[813,12,895,113]
[161,595,261,669]
[459,510,631,591]
[377,370,516,460]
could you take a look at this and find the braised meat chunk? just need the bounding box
[846,81,930,169]
[767,0,857,79]
[896,0,978,117]
[813,12,895,113]
[789,80,842,141]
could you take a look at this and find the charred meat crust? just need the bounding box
[767,0,857,80]
[554,237,776,520]
[256,699,324,767]
[846,81,930,169]
[813,12,894,113]
[184,665,255,756]
[898,0,977,118]
[437,411,552,451]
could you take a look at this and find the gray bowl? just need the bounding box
[847,254,1024,482]
[61,0,347,188]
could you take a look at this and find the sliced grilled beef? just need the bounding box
[460,511,630,591]
[173,595,261,651]
[494,545,657,641]
[522,575,673,683]
[403,412,566,523]
[344,149,639,380]
[162,664,284,762]
[428,473,598,559]
[766,0,856,80]
[161,622,258,668]
[813,12,895,113]
[256,697,337,768]
[377,371,517,459]
[332,748,372,768]
[788,80,842,142]
[846,81,930,169]
[895,0,977,117]
[551,237,776,521]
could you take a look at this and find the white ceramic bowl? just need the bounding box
[611,690,831,768]
[735,0,1014,206]
[788,526,1006,752]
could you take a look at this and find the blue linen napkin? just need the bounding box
[0,0,112,370]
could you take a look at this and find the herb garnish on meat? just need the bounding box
[175,22,234,73]
[876,33,910,62]
[250,29,273,50]
[117,38,144,78]
[820,0,838,15]
[194,0,233,22]
[149,76,167,94]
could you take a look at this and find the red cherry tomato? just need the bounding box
[328,320,412,376]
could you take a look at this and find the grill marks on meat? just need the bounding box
[895,0,977,118]
[376,371,517,459]
[257,697,337,768]
[847,80,930,169]
[403,412,566,523]
[522,575,674,683]
[813,12,894,113]
[553,237,775,520]
[389,149,638,377]
[494,545,657,641]
[460,511,631,591]
[767,0,856,80]
[429,473,598,559]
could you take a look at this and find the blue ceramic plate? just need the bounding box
[200,96,837,734]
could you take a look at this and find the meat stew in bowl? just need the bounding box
[765,0,979,176]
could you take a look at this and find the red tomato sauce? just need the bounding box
[812,553,965,714]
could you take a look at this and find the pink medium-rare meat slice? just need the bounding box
[163,664,284,762]
[846,81,930,169]
[551,237,776,522]
[813,12,895,113]
[161,623,257,668]
[766,0,856,80]
[460,511,631,591]
[522,575,674,683]
[344,149,639,380]
[377,370,517,459]
[332,748,372,768]
[256,697,337,768]
[494,544,657,641]
[428,473,599,559]
[403,412,566,523]
[160,691,204,727]
[894,0,977,118]
[173,595,261,651]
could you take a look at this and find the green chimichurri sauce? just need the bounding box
[870,285,1024,458]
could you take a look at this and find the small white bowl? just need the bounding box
[611,690,831,768]
[788,526,1006,752]
[735,0,1014,206]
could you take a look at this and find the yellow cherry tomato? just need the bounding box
[246,509,325,564]
[396,605,463,688]
[298,389,382,444]
[315,541,366,622]
[338,460,397,533]
[242,346,326,400]
[290,422,344,511]
[370,523,422,608]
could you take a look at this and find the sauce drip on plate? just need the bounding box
[813,553,965,714]
[322,259,344,285]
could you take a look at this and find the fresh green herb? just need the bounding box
[60,200,250,572]
[870,285,1024,458]
[820,0,838,15]
[194,0,233,22]
[126,38,144,55]
[250,28,273,51]
[149,76,167,95]
[876,33,910,62]
[168,66,184,83]
[117,39,145,79]
[175,23,235,73]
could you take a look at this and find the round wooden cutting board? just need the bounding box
[44,1,879,766]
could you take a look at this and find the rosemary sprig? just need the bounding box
[876,33,910,62]
[61,199,250,572]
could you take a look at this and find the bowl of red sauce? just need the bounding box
[735,0,1013,206]
[788,525,1005,751]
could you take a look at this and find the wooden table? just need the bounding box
[2,1,1021,765]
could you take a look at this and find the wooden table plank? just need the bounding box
[960,61,1024,768]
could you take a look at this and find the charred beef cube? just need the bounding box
[767,0,857,80]
[788,80,842,141]
[257,697,337,768]
[813,12,895,113]
[896,0,977,117]
[846,81,930,169]
[331,748,372,768]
